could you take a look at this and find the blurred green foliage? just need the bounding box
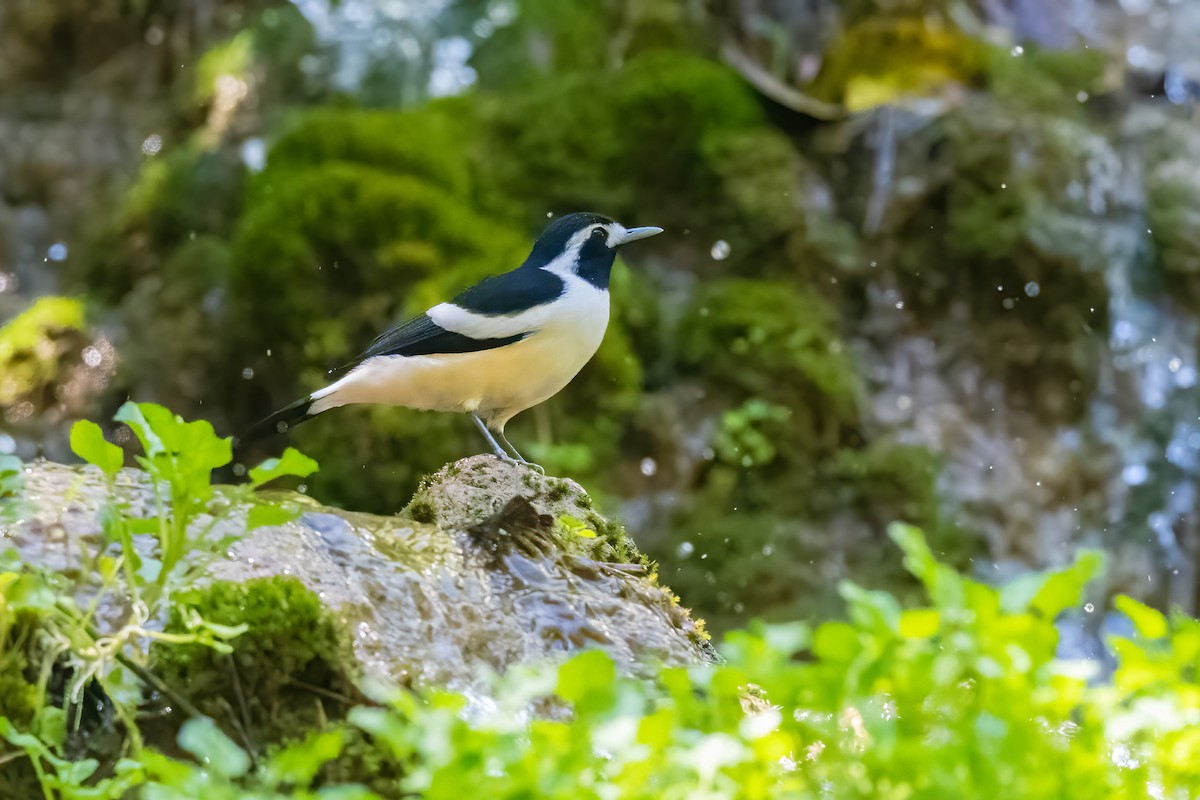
[0,297,86,406]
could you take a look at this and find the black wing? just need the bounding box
[356,267,564,362]
[359,313,528,361]
[451,267,564,314]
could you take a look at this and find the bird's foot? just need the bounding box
[486,452,544,474]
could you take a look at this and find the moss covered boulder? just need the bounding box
[6,456,711,706]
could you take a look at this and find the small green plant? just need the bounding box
[556,514,598,539]
[2,402,319,798]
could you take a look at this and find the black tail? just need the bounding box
[233,395,318,455]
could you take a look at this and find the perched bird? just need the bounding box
[237,212,662,468]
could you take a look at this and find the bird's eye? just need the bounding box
[591,227,608,240]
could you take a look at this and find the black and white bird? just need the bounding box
[238,212,662,468]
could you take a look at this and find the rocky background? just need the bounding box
[3,0,1200,633]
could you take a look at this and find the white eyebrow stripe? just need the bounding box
[428,301,554,339]
[604,222,628,247]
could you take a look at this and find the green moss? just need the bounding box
[0,613,45,728]
[151,577,360,744]
[580,511,645,568]
[267,103,477,196]
[0,297,87,406]
[985,43,1108,113]
[817,440,944,534]
[806,16,986,110]
[546,479,571,502]
[405,497,436,524]
[680,279,859,459]
[481,52,763,226]
[1147,162,1200,306]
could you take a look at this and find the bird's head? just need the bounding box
[524,212,663,289]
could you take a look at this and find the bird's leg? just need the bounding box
[472,414,514,461]
[495,429,545,475]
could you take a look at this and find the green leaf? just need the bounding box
[247,503,300,530]
[899,609,940,638]
[317,787,385,800]
[760,621,811,657]
[51,756,99,786]
[69,420,124,478]
[171,417,233,473]
[5,573,55,611]
[249,447,319,487]
[33,706,66,748]
[264,728,345,787]
[1026,550,1105,618]
[114,402,166,458]
[1115,595,1168,639]
[888,522,937,583]
[556,650,616,716]
[888,523,964,608]
[839,581,901,633]
[177,717,250,779]
[812,621,860,663]
[557,514,597,538]
[0,716,48,753]
[0,454,23,498]
[999,571,1049,615]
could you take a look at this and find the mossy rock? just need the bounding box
[11,458,711,710]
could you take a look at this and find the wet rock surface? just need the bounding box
[5,455,712,697]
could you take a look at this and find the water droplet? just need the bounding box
[639,457,657,477]
[1077,91,1089,103]
[762,544,774,556]
[1168,357,1182,373]
[82,346,102,368]
[1084,603,1094,613]
[142,134,163,156]
[677,541,695,558]
[710,240,731,261]
[1011,45,1024,56]
[47,242,68,262]
[1122,463,1149,486]
[1024,281,1040,297]
[241,367,255,380]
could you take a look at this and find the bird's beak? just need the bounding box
[616,226,664,245]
